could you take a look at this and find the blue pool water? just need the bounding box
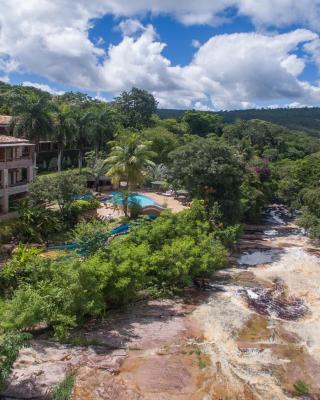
[72,193,95,201]
[100,192,159,207]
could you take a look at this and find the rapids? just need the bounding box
[193,206,320,399]
[4,206,320,399]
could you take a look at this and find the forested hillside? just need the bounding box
[158,107,320,137]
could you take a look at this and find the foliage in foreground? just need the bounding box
[293,380,311,396]
[29,170,87,216]
[51,374,75,400]
[0,202,230,339]
[0,332,31,390]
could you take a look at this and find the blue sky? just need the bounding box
[1,1,320,110]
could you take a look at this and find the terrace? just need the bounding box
[0,135,34,213]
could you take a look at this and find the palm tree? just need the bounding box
[106,133,156,190]
[10,93,54,167]
[89,106,118,159]
[70,107,94,172]
[147,163,168,182]
[53,103,75,172]
[85,151,108,192]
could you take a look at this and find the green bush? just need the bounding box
[0,245,47,294]
[70,199,101,214]
[72,219,110,256]
[16,199,62,242]
[213,224,243,250]
[297,188,320,239]
[0,201,229,338]
[293,380,310,396]
[129,202,142,219]
[0,219,17,244]
[51,374,75,400]
[62,199,101,228]
[0,332,31,390]
[2,255,106,338]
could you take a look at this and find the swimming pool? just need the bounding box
[100,192,160,207]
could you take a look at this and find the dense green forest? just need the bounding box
[1,80,320,384]
[158,107,320,137]
[0,80,320,231]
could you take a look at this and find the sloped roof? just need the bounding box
[0,115,13,126]
[0,135,31,144]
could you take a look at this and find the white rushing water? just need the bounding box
[238,249,283,266]
[193,216,320,398]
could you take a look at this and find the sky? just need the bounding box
[1,1,320,110]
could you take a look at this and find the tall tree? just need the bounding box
[68,106,93,171]
[52,102,75,172]
[29,170,86,216]
[59,92,94,171]
[182,111,224,137]
[169,138,244,222]
[10,93,54,167]
[115,87,158,129]
[89,106,119,158]
[106,133,156,190]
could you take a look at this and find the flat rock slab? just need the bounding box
[3,299,196,399]
[3,340,126,399]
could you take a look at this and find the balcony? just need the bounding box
[8,181,29,195]
[0,157,33,169]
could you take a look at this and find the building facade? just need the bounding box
[0,115,13,135]
[0,135,34,214]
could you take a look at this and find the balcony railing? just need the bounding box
[9,180,28,187]
[0,155,31,162]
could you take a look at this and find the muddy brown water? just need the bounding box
[3,207,320,399]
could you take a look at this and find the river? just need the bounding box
[4,206,320,399]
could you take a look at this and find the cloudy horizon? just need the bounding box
[1,0,320,110]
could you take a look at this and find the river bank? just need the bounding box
[3,206,320,399]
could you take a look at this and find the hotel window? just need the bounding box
[0,148,5,161]
[22,146,29,158]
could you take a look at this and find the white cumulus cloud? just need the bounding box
[1,1,320,109]
[22,81,65,95]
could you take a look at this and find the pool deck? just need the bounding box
[97,191,187,220]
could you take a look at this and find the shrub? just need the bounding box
[70,199,101,214]
[29,171,87,223]
[129,202,142,219]
[72,219,110,256]
[0,332,31,390]
[0,219,17,244]
[213,224,243,250]
[0,245,47,294]
[16,199,62,242]
[2,255,106,338]
[293,380,310,396]
[51,374,75,400]
[1,201,229,338]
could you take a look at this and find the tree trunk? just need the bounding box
[33,137,39,173]
[34,151,37,169]
[95,141,99,160]
[57,144,63,173]
[95,177,99,192]
[123,195,128,217]
[78,145,83,172]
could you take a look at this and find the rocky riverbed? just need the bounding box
[3,206,320,399]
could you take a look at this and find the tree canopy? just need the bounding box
[169,138,244,222]
[114,87,158,129]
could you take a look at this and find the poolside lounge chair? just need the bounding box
[163,190,174,197]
